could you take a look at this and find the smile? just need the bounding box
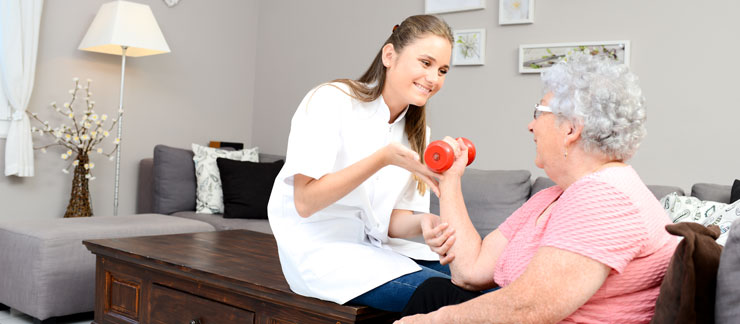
[414,82,432,94]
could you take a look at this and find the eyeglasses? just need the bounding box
[533,103,552,120]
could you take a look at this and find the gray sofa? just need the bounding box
[136,145,732,238]
[136,144,740,322]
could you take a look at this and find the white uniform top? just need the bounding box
[267,83,438,304]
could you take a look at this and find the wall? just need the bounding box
[2,0,738,222]
[0,0,259,220]
[252,0,740,192]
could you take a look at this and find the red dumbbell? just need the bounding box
[424,137,476,172]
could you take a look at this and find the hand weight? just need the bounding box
[424,137,476,172]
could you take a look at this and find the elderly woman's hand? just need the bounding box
[393,313,426,324]
[394,307,448,324]
[420,213,456,264]
[437,136,469,179]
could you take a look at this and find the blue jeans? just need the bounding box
[347,260,451,312]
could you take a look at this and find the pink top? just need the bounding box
[495,166,677,323]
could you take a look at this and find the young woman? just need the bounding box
[267,15,455,312]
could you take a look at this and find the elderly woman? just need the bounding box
[395,53,678,323]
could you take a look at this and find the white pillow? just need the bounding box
[660,193,740,245]
[192,143,259,214]
[713,201,740,245]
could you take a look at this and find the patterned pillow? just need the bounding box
[660,193,740,245]
[192,143,259,214]
[712,201,740,245]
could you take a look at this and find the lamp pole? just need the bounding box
[113,45,127,216]
[78,1,170,215]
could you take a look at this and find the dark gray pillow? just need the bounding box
[153,145,196,214]
[691,183,732,204]
[715,218,740,323]
[431,169,531,238]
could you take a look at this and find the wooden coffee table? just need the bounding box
[83,230,396,324]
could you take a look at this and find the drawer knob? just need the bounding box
[190,320,201,324]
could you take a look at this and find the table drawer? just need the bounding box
[149,284,255,324]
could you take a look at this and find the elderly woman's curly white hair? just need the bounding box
[541,52,646,161]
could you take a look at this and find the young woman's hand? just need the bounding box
[382,142,440,196]
[421,214,456,265]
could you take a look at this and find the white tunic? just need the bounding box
[267,83,438,304]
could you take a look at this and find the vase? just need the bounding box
[64,152,93,217]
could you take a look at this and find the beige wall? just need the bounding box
[253,0,740,193]
[0,0,258,220]
[2,0,738,222]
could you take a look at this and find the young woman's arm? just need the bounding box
[294,142,440,218]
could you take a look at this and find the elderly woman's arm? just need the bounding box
[435,173,508,290]
[400,246,611,324]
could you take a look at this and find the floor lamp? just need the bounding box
[78,0,170,216]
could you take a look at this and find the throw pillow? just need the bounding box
[660,193,740,245]
[217,158,284,219]
[714,201,740,246]
[660,193,726,225]
[192,143,259,214]
[731,179,740,204]
[152,145,196,214]
[650,223,723,324]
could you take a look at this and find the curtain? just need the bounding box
[0,0,43,177]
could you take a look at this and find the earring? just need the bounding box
[563,139,568,159]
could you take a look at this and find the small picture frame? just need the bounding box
[452,29,486,66]
[518,40,630,73]
[425,0,485,14]
[499,0,535,25]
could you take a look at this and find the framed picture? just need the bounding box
[452,29,486,65]
[499,0,534,25]
[425,0,485,14]
[518,40,630,73]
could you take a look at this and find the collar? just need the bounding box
[377,94,408,125]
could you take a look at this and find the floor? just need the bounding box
[0,309,92,324]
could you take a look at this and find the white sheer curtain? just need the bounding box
[0,0,43,176]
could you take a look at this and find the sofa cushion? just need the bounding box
[651,223,722,324]
[647,185,685,200]
[716,218,740,323]
[691,183,732,204]
[532,177,684,200]
[731,179,739,204]
[0,214,214,320]
[217,158,284,219]
[192,143,259,214]
[171,211,273,233]
[431,169,531,238]
[153,145,197,215]
[137,158,154,213]
[531,177,555,196]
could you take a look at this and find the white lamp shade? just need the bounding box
[78,0,170,57]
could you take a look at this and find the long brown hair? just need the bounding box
[333,15,453,194]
